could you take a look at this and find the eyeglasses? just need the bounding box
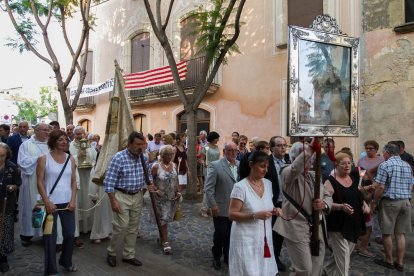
[239,142,246,145]
[275,144,287,148]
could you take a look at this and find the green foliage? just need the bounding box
[14,86,58,124]
[4,0,98,51]
[187,0,243,64]
[15,101,38,124]
[5,18,38,53]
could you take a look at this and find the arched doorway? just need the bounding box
[134,113,147,134]
[79,119,91,133]
[177,109,210,134]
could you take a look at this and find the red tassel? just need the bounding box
[264,236,271,258]
[263,221,271,258]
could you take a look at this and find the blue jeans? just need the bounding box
[43,203,75,275]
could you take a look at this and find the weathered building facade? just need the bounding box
[360,0,414,152]
[71,0,414,154]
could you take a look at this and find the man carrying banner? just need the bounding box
[104,131,152,267]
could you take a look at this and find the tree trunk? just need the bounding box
[184,107,198,199]
[58,85,73,125]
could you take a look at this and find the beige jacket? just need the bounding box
[274,150,332,242]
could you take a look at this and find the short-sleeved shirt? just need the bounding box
[375,156,414,200]
[104,149,152,193]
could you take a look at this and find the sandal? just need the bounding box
[92,239,102,244]
[162,242,172,254]
[358,250,374,258]
[65,264,78,272]
[374,259,394,269]
[393,262,404,272]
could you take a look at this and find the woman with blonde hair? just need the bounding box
[324,152,369,276]
[148,145,179,254]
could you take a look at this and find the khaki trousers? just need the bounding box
[107,190,143,259]
[284,229,325,276]
[324,232,354,276]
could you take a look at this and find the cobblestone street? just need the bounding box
[5,194,414,275]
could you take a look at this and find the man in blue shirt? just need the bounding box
[104,131,152,268]
[373,143,414,272]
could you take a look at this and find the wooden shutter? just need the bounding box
[288,0,323,28]
[131,32,150,73]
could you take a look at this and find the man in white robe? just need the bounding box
[69,126,96,234]
[17,123,50,246]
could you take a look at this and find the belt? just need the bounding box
[115,187,141,195]
[382,197,409,201]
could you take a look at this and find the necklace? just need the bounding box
[162,162,172,169]
[248,178,263,191]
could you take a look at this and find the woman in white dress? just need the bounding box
[229,150,283,276]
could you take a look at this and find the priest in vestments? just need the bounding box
[17,123,51,246]
[69,126,96,234]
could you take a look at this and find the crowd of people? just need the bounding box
[0,120,413,276]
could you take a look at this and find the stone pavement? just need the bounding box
[5,194,414,275]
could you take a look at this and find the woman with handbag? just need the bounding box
[148,145,180,254]
[37,130,77,275]
[0,143,21,273]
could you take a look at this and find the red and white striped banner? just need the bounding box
[124,60,188,90]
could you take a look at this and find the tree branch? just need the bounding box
[60,5,82,73]
[3,0,53,67]
[71,32,89,111]
[29,0,45,30]
[156,0,162,30]
[143,0,188,105]
[44,0,54,29]
[193,0,245,107]
[63,0,91,88]
[162,0,174,31]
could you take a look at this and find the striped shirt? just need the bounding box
[375,156,414,200]
[104,148,152,193]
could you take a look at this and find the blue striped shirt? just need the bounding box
[104,149,152,193]
[375,156,414,200]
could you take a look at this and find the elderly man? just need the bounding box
[204,142,239,270]
[199,130,208,148]
[69,126,96,234]
[66,124,75,142]
[372,143,413,272]
[104,131,151,267]
[7,121,30,165]
[268,136,291,272]
[17,123,51,246]
[274,142,332,276]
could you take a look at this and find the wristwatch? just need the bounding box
[324,202,329,213]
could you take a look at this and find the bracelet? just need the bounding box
[252,212,256,220]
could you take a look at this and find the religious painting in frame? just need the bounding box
[287,15,359,137]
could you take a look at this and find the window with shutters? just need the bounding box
[288,0,323,28]
[131,32,150,73]
[406,0,414,23]
[81,50,93,85]
[180,16,202,60]
[274,0,325,49]
[177,109,210,134]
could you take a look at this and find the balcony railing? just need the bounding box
[71,95,96,112]
[129,56,220,105]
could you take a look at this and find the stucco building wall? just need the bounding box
[360,0,414,153]
[74,0,366,152]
